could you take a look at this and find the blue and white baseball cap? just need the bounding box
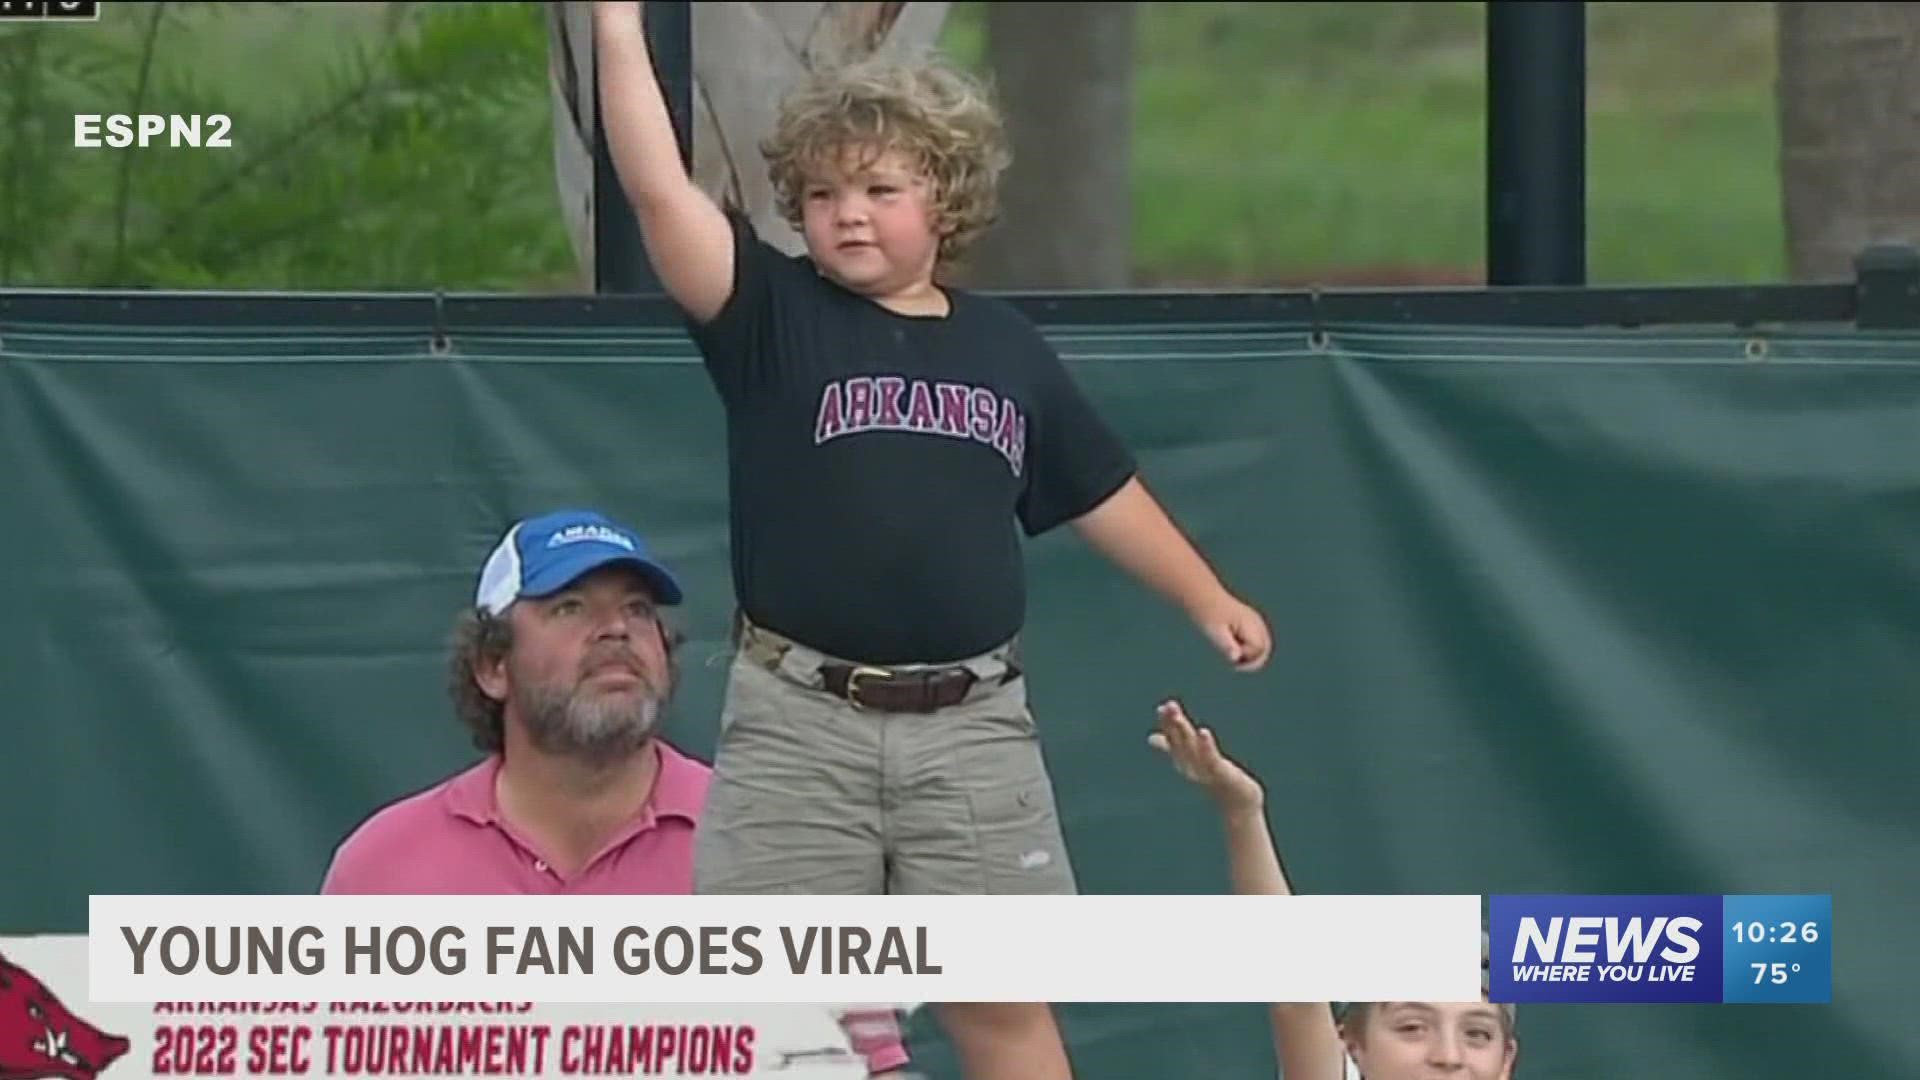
[474,509,684,616]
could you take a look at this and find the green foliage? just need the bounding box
[941,1,1787,287]
[0,1,575,290]
[0,1,1789,291]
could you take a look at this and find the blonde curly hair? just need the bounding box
[761,52,1011,264]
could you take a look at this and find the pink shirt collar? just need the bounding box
[441,739,706,834]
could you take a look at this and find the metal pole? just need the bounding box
[1855,242,1920,329]
[1486,0,1587,286]
[593,0,693,294]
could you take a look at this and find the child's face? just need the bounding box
[797,144,944,300]
[1345,1002,1515,1080]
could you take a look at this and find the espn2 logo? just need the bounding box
[1489,895,1725,1004]
[73,115,232,149]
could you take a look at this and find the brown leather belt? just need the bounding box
[733,610,1021,713]
[820,662,979,713]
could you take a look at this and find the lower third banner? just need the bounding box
[2,935,881,1079]
[1489,894,1832,1005]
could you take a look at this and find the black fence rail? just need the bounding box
[2,242,1914,334]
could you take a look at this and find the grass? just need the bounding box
[6,1,1790,290]
[941,1,1786,286]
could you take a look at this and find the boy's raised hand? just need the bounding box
[592,0,734,323]
[1147,699,1265,815]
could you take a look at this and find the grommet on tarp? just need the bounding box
[429,290,452,356]
[1307,286,1331,353]
[1743,336,1770,362]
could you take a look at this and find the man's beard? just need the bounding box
[512,659,670,764]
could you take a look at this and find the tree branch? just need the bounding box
[149,15,408,247]
[697,75,747,212]
[0,27,46,284]
[111,1,169,283]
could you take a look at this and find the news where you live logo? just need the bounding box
[1489,894,1833,1005]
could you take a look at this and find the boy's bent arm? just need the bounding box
[1069,476,1273,669]
[594,1,734,323]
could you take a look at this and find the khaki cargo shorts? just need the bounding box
[691,618,1079,896]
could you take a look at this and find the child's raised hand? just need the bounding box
[1147,699,1265,814]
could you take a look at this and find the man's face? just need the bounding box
[1346,1002,1516,1080]
[481,564,674,763]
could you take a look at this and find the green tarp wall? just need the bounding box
[3,314,1916,1079]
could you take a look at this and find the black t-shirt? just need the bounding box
[683,213,1138,664]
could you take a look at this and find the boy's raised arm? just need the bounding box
[593,1,736,323]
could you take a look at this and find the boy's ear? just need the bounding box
[1337,1011,1365,1055]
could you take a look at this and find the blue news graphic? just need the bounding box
[1722,894,1832,1005]
[1491,895,1722,1004]
[1489,895,1832,1005]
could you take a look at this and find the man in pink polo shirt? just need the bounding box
[320,508,912,1076]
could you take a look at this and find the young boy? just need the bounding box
[594,4,1272,1076]
[1149,700,1519,1080]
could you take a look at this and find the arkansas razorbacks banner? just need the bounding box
[1,937,887,1079]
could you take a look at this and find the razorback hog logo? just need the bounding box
[0,954,129,1080]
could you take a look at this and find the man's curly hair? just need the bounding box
[760,52,1011,265]
[449,608,516,754]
